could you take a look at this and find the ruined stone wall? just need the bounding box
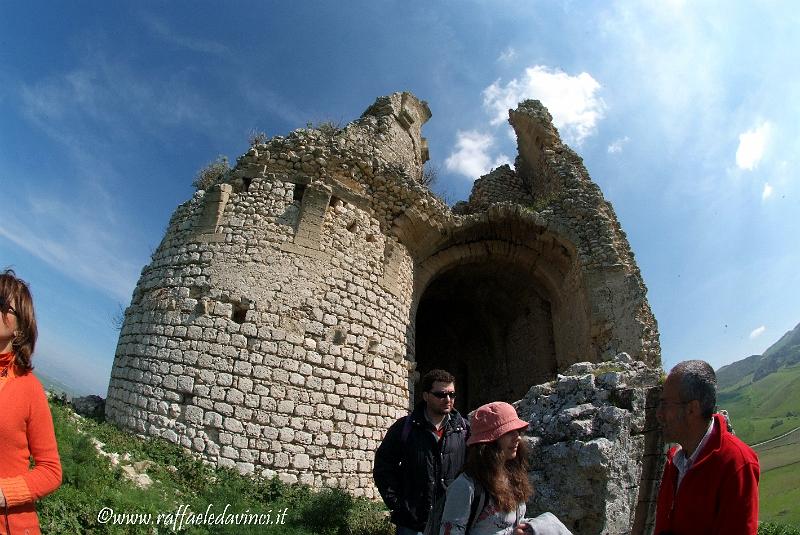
[457,164,534,212]
[107,178,415,493]
[452,101,660,367]
[106,92,662,528]
[107,93,437,495]
[515,353,663,535]
[510,102,659,366]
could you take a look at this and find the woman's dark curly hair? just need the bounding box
[1,269,38,373]
[463,436,533,512]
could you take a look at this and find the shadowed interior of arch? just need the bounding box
[414,260,559,413]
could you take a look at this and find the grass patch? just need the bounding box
[40,399,799,532]
[760,522,800,535]
[39,400,393,534]
[754,426,800,527]
[718,363,800,444]
[754,428,800,471]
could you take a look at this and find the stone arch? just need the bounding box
[410,224,595,412]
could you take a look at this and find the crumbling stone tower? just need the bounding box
[106,92,661,529]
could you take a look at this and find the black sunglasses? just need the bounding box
[429,391,456,399]
[0,296,16,316]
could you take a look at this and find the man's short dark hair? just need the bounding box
[421,369,455,392]
[671,360,717,419]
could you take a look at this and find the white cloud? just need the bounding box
[482,65,606,145]
[141,13,229,56]
[0,191,141,303]
[608,136,631,154]
[762,183,774,201]
[497,46,517,63]
[736,122,772,170]
[749,325,766,340]
[445,130,511,179]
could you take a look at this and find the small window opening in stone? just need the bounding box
[204,427,219,443]
[368,338,379,353]
[293,183,306,202]
[329,196,341,207]
[188,286,203,299]
[333,328,346,345]
[242,177,252,192]
[232,303,247,324]
[346,220,358,233]
[194,299,209,315]
[366,233,376,242]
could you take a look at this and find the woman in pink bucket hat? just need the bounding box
[433,402,572,535]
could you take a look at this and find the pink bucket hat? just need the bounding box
[467,401,529,446]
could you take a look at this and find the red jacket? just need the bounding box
[0,364,62,535]
[655,413,759,535]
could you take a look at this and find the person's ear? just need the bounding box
[686,399,702,417]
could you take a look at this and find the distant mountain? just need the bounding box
[35,370,82,398]
[718,322,800,389]
[716,353,762,390]
[716,321,800,444]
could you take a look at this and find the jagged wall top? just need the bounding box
[188,91,659,366]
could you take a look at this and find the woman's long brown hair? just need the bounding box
[463,438,533,512]
[0,269,38,373]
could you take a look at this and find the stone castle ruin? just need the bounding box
[106,92,663,534]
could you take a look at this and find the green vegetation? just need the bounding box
[754,427,800,527]
[248,129,268,146]
[718,363,800,444]
[716,323,800,529]
[760,521,800,535]
[192,155,230,191]
[40,400,393,534]
[35,398,800,532]
[306,120,343,136]
[421,162,438,189]
[590,362,626,376]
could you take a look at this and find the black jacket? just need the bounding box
[373,402,469,531]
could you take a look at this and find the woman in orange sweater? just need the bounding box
[0,269,62,535]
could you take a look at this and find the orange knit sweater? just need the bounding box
[0,353,62,535]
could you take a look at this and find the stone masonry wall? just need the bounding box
[515,352,662,535]
[455,164,534,213]
[106,92,662,527]
[107,93,437,496]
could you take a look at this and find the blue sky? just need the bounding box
[1,1,798,395]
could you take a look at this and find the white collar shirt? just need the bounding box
[673,417,715,489]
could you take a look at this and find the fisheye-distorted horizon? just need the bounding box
[1,2,798,394]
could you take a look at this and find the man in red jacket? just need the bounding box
[655,360,760,535]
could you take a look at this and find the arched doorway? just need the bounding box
[414,259,558,413]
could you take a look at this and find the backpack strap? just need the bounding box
[466,476,486,533]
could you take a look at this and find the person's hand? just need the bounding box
[0,489,6,507]
[514,521,529,535]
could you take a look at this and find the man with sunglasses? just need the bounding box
[374,369,468,535]
[654,360,760,535]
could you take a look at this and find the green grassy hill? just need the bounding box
[716,322,800,528]
[754,428,800,527]
[41,399,393,534]
[717,363,800,444]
